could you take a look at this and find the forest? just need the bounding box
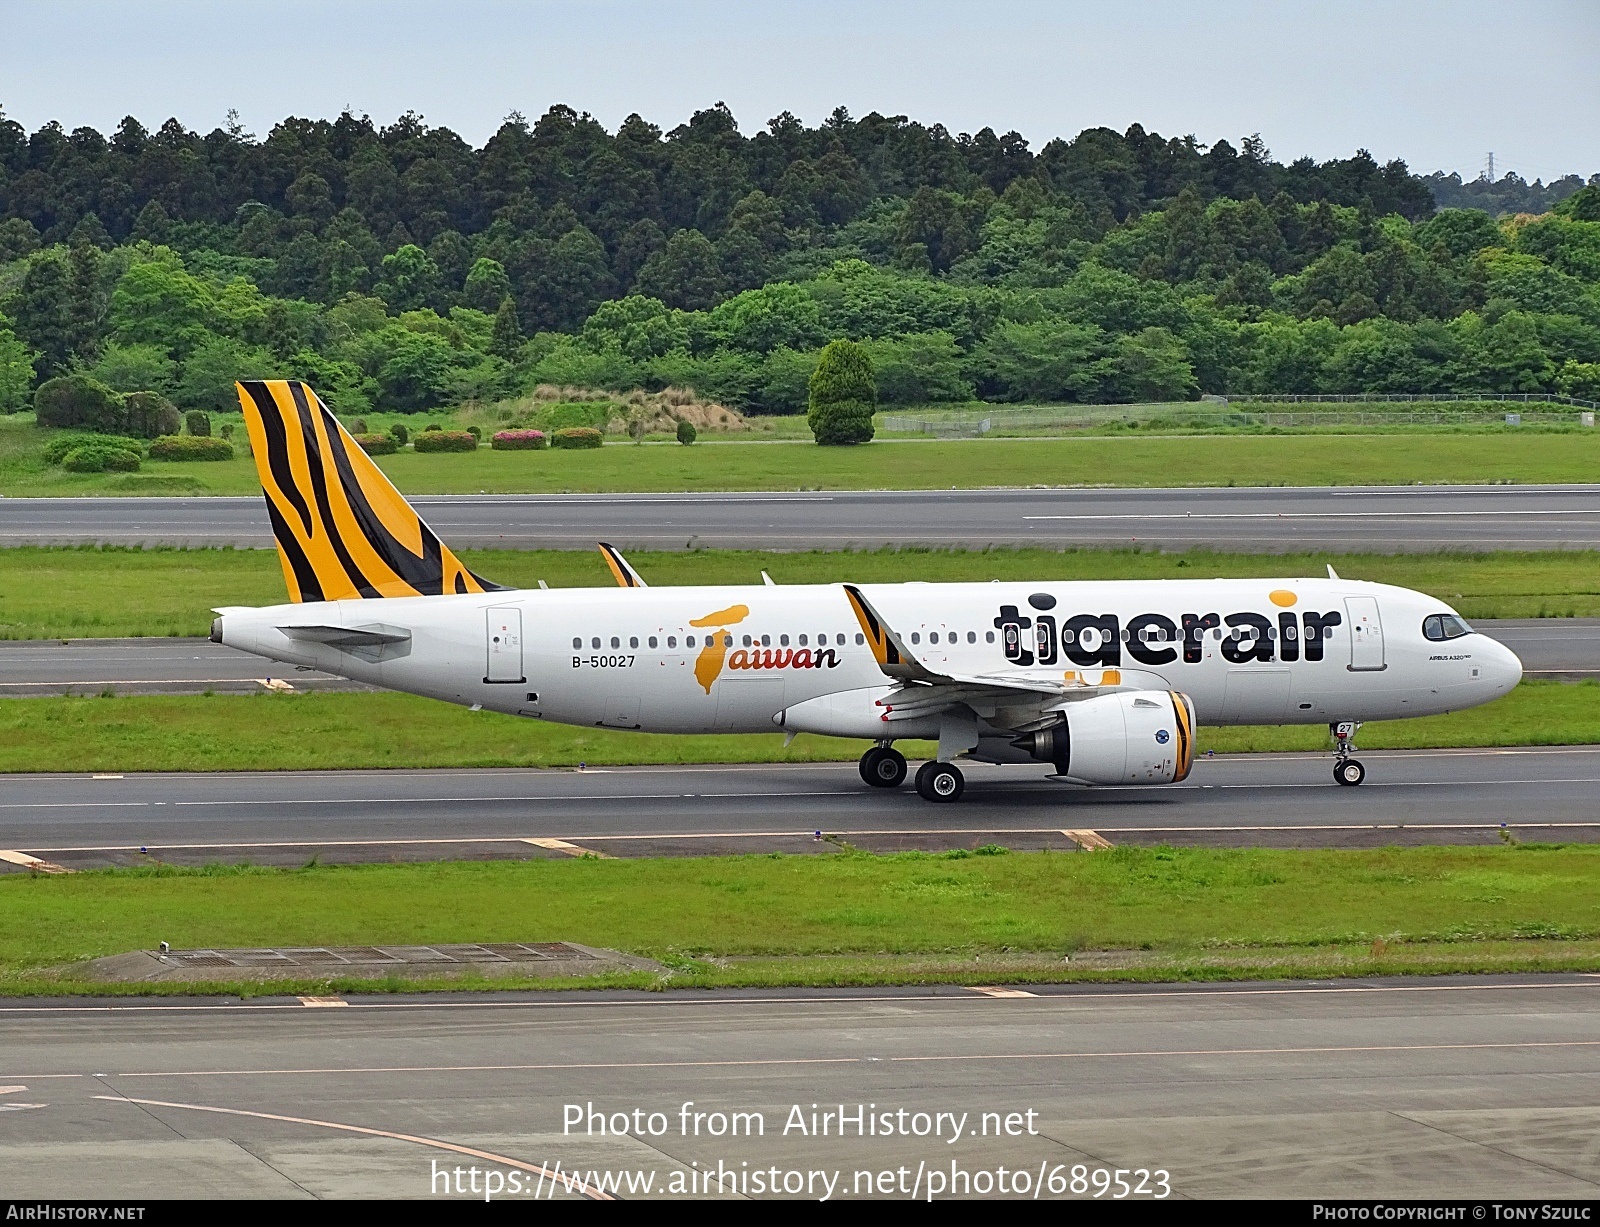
[0,103,1597,417]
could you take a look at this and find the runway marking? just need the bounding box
[255,678,295,692]
[1063,829,1114,850]
[66,1034,1600,1082]
[1025,509,1600,522]
[297,997,348,1008]
[522,838,611,858]
[0,850,70,874]
[0,1086,27,1095]
[91,1096,614,1200]
[0,1104,46,1112]
[4,978,1595,1029]
[14,821,1600,856]
[967,987,1040,998]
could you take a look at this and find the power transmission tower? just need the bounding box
[1484,152,1496,183]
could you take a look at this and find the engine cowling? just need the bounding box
[1014,691,1195,785]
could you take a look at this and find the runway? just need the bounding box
[3,747,1599,868]
[7,484,1600,550]
[2,976,1597,1198]
[3,618,1592,696]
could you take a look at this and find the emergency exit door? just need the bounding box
[485,606,525,683]
[1345,596,1386,671]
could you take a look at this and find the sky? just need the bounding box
[1,0,1595,182]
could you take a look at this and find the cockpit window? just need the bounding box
[1423,614,1472,641]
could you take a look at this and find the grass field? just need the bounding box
[0,680,1591,773]
[6,546,1600,640]
[7,846,1600,992]
[7,412,1600,495]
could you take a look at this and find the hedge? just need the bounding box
[491,429,547,450]
[43,433,143,465]
[148,435,235,462]
[62,443,141,473]
[412,429,478,453]
[352,432,398,455]
[551,427,603,449]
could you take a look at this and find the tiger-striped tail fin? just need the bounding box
[235,380,501,602]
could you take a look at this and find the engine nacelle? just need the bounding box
[1014,691,1195,785]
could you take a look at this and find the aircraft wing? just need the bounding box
[841,584,1162,723]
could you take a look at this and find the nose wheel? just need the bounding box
[1330,720,1365,786]
[1334,758,1366,786]
[859,746,907,788]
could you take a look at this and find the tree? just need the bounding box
[374,244,440,312]
[1112,328,1198,402]
[90,343,176,394]
[634,229,723,310]
[0,316,38,412]
[175,335,276,411]
[807,339,876,445]
[109,260,213,357]
[462,258,513,313]
[489,296,524,360]
[7,252,73,377]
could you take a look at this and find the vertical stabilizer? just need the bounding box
[235,379,499,602]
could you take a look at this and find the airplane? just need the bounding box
[211,380,1524,803]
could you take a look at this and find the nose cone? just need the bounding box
[1481,636,1523,698]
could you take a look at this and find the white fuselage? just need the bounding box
[215,577,1523,743]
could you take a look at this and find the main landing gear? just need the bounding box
[1332,720,1365,786]
[914,760,965,803]
[859,745,907,788]
[857,746,965,801]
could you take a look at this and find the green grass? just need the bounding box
[7,412,1600,495]
[6,545,1600,640]
[7,846,1600,991]
[0,680,1591,774]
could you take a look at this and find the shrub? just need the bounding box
[352,432,397,455]
[807,339,876,445]
[43,433,143,465]
[62,442,141,473]
[676,419,697,445]
[466,424,481,441]
[183,409,211,437]
[538,401,614,431]
[424,422,443,431]
[412,429,477,453]
[34,374,125,433]
[491,429,548,450]
[148,435,235,461]
[551,426,603,449]
[219,423,234,440]
[389,422,409,446]
[350,418,368,434]
[122,391,181,439]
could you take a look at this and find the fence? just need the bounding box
[880,395,1597,436]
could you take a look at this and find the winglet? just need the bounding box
[842,584,930,681]
[1327,564,1340,580]
[598,542,648,587]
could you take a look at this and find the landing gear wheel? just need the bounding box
[859,747,907,788]
[915,761,965,802]
[1334,758,1366,787]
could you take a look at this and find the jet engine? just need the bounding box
[1012,690,1195,785]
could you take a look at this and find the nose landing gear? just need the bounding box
[1332,720,1365,786]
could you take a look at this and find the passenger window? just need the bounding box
[629,636,639,649]
[611,636,620,649]
[761,634,770,647]
[780,634,789,646]
[668,636,677,648]
[685,635,695,647]
[798,634,808,646]
[911,632,920,644]
[724,634,734,647]
[967,631,976,643]
[851,633,860,645]
[572,638,581,649]
[648,636,658,648]
[985,631,995,643]
[591,637,601,649]
[742,635,752,647]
